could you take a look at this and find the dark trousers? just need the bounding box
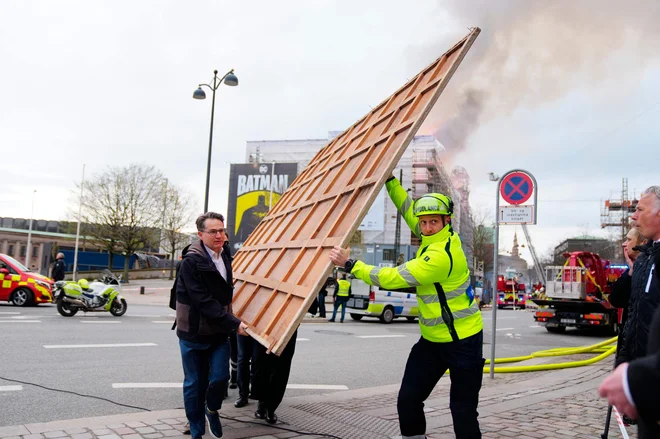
[318,292,327,318]
[252,330,297,413]
[237,334,258,399]
[397,331,484,439]
[179,339,230,438]
[230,332,238,385]
[331,296,348,322]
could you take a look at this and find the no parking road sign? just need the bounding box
[490,168,538,379]
[500,171,533,205]
[496,170,537,225]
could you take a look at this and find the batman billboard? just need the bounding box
[227,163,298,250]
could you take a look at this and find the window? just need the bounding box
[32,245,39,258]
[8,244,14,256]
[20,245,26,258]
[382,249,396,262]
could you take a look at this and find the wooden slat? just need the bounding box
[233,28,481,355]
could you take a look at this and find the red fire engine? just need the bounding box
[532,251,625,334]
[496,268,529,309]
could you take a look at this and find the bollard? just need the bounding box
[140,286,145,295]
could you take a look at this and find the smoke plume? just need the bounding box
[423,0,660,152]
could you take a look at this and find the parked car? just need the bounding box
[0,253,54,306]
[346,277,418,324]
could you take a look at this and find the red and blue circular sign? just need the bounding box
[500,172,533,205]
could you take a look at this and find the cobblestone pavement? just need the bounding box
[1,362,637,439]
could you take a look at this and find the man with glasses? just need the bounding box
[175,212,248,439]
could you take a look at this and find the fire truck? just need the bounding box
[532,251,625,334]
[496,268,528,309]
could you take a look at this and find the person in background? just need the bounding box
[599,186,660,439]
[318,276,338,319]
[234,333,258,408]
[52,252,66,281]
[328,273,351,323]
[610,227,646,361]
[252,330,298,425]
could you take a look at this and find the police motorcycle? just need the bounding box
[53,269,127,317]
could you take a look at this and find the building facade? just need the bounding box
[553,237,618,264]
[243,132,474,266]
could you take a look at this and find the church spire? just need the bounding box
[512,232,520,258]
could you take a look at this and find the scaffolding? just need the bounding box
[411,149,461,230]
[600,177,638,258]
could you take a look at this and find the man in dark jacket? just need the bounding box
[599,186,660,439]
[52,253,66,281]
[176,212,248,439]
[318,276,338,318]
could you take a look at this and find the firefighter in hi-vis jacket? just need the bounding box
[330,175,485,439]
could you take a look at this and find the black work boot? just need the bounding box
[255,401,267,419]
[234,396,248,408]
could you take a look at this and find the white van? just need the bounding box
[345,277,419,324]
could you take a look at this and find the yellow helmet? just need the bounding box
[413,193,454,217]
[78,279,89,290]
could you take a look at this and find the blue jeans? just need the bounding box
[179,339,230,437]
[331,296,348,322]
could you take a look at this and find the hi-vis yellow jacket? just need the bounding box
[336,279,351,297]
[350,178,483,343]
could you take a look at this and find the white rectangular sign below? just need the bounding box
[499,205,535,224]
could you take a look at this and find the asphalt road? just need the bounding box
[0,302,612,427]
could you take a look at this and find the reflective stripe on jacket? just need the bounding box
[337,279,351,297]
[349,177,483,343]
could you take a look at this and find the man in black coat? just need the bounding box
[599,186,660,439]
[52,253,66,281]
[176,212,248,439]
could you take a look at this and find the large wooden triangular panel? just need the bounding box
[232,28,481,354]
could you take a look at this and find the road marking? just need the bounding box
[44,343,158,349]
[530,325,542,328]
[286,384,349,390]
[297,338,310,341]
[0,385,22,391]
[113,383,182,388]
[152,321,175,324]
[80,321,121,324]
[496,327,515,331]
[506,333,522,339]
[11,315,39,319]
[121,287,171,292]
[0,311,21,315]
[0,320,41,323]
[356,335,406,339]
[482,316,517,320]
[132,314,168,318]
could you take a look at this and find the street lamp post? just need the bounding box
[25,190,37,267]
[193,69,239,212]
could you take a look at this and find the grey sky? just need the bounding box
[1,1,658,261]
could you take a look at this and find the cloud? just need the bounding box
[1,0,658,265]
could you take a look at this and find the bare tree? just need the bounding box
[80,168,126,270]
[465,207,495,273]
[82,164,164,282]
[162,184,195,280]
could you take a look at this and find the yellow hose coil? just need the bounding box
[483,336,618,373]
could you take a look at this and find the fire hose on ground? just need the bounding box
[480,335,629,437]
[483,336,618,373]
